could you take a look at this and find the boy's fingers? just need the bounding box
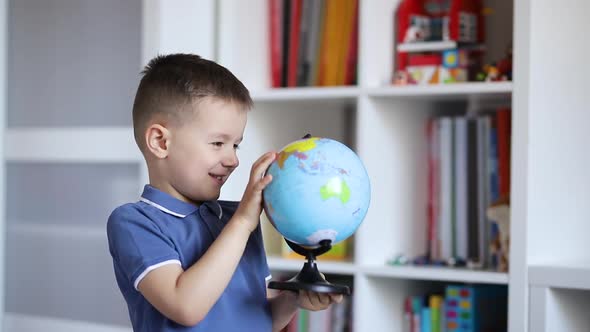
[250,152,276,179]
[318,293,331,306]
[329,293,343,304]
[307,291,320,308]
[254,174,273,191]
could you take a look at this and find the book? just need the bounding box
[438,117,453,261]
[287,0,302,87]
[453,117,468,260]
[496,107,511,198]
[268,0,284,87]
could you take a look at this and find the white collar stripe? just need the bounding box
[139,197,186,218]
[216,202,223,219]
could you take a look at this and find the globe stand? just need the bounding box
[268,239,351,295]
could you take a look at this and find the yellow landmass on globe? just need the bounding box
[277,137,319,169]
[320,177,351,204]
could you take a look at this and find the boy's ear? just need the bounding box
[145,124,170,159]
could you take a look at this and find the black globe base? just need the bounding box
[268,239,351,295]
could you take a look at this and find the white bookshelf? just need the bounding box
[2,0,589,331]
[511,0,590,331]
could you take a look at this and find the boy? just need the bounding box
[107,54,342,331]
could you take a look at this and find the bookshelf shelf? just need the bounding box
[251,86,360,103]
[367,82,513,100]
[529,263,590,291]
[267,256,357,275]
[5,127,140,163]
[8,223,107,239]
[396,40,459,52]
[362,265,509,285]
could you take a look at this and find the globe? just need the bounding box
[263,137,371,248]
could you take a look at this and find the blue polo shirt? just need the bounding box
[107,185,272,331]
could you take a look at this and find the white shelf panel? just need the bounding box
[251,86,360,102]
[267,256,357,275]
[8,223,106,239]
[3,313,131,332]
[5,127,141,163]
[397,41,458,52]
[362,265,509,285]
[529,263,590,290]
[367,82,513,100]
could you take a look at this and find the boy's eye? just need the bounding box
[211,142,224,147]
[233,144,240,150]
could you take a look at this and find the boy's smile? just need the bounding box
[209,172,229,186]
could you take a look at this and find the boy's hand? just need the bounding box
[234,151,276,232]
[297,290,343,311]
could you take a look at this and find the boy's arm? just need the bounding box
[138,219,252,326]
[138,152,276,326]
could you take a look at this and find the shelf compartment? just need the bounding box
[5,222,129,326]
[8,0,140,127]
[6,162,141,227]
[529,264,590,291]
[267,256,357,275]
[4,313,131,332]
[367,82,513,100]
[362,265,508,284]
[530,287,590,331]
[5,127,140,163]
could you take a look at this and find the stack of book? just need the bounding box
[426,108,511,270]
[268,0,358,87]
[281,294,352,332]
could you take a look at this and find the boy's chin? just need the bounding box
[192,191,221,203]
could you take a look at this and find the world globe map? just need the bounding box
[263,137,371,247]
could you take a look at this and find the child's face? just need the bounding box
[165,97,247,205]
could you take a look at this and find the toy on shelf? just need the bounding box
[476,44,513,81]
[487,195,510,272]
[393,0,487,85]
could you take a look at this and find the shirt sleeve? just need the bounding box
[107,205,181,290]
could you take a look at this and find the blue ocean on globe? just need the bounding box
[262,137,371,247]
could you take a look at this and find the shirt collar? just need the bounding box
[139,185,200,218]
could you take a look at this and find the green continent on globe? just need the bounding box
[320,177,351,204]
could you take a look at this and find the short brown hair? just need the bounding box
[132,54,253,151]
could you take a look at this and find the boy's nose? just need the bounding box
[222,150,239,168]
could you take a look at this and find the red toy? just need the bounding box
[393,0,486,84]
